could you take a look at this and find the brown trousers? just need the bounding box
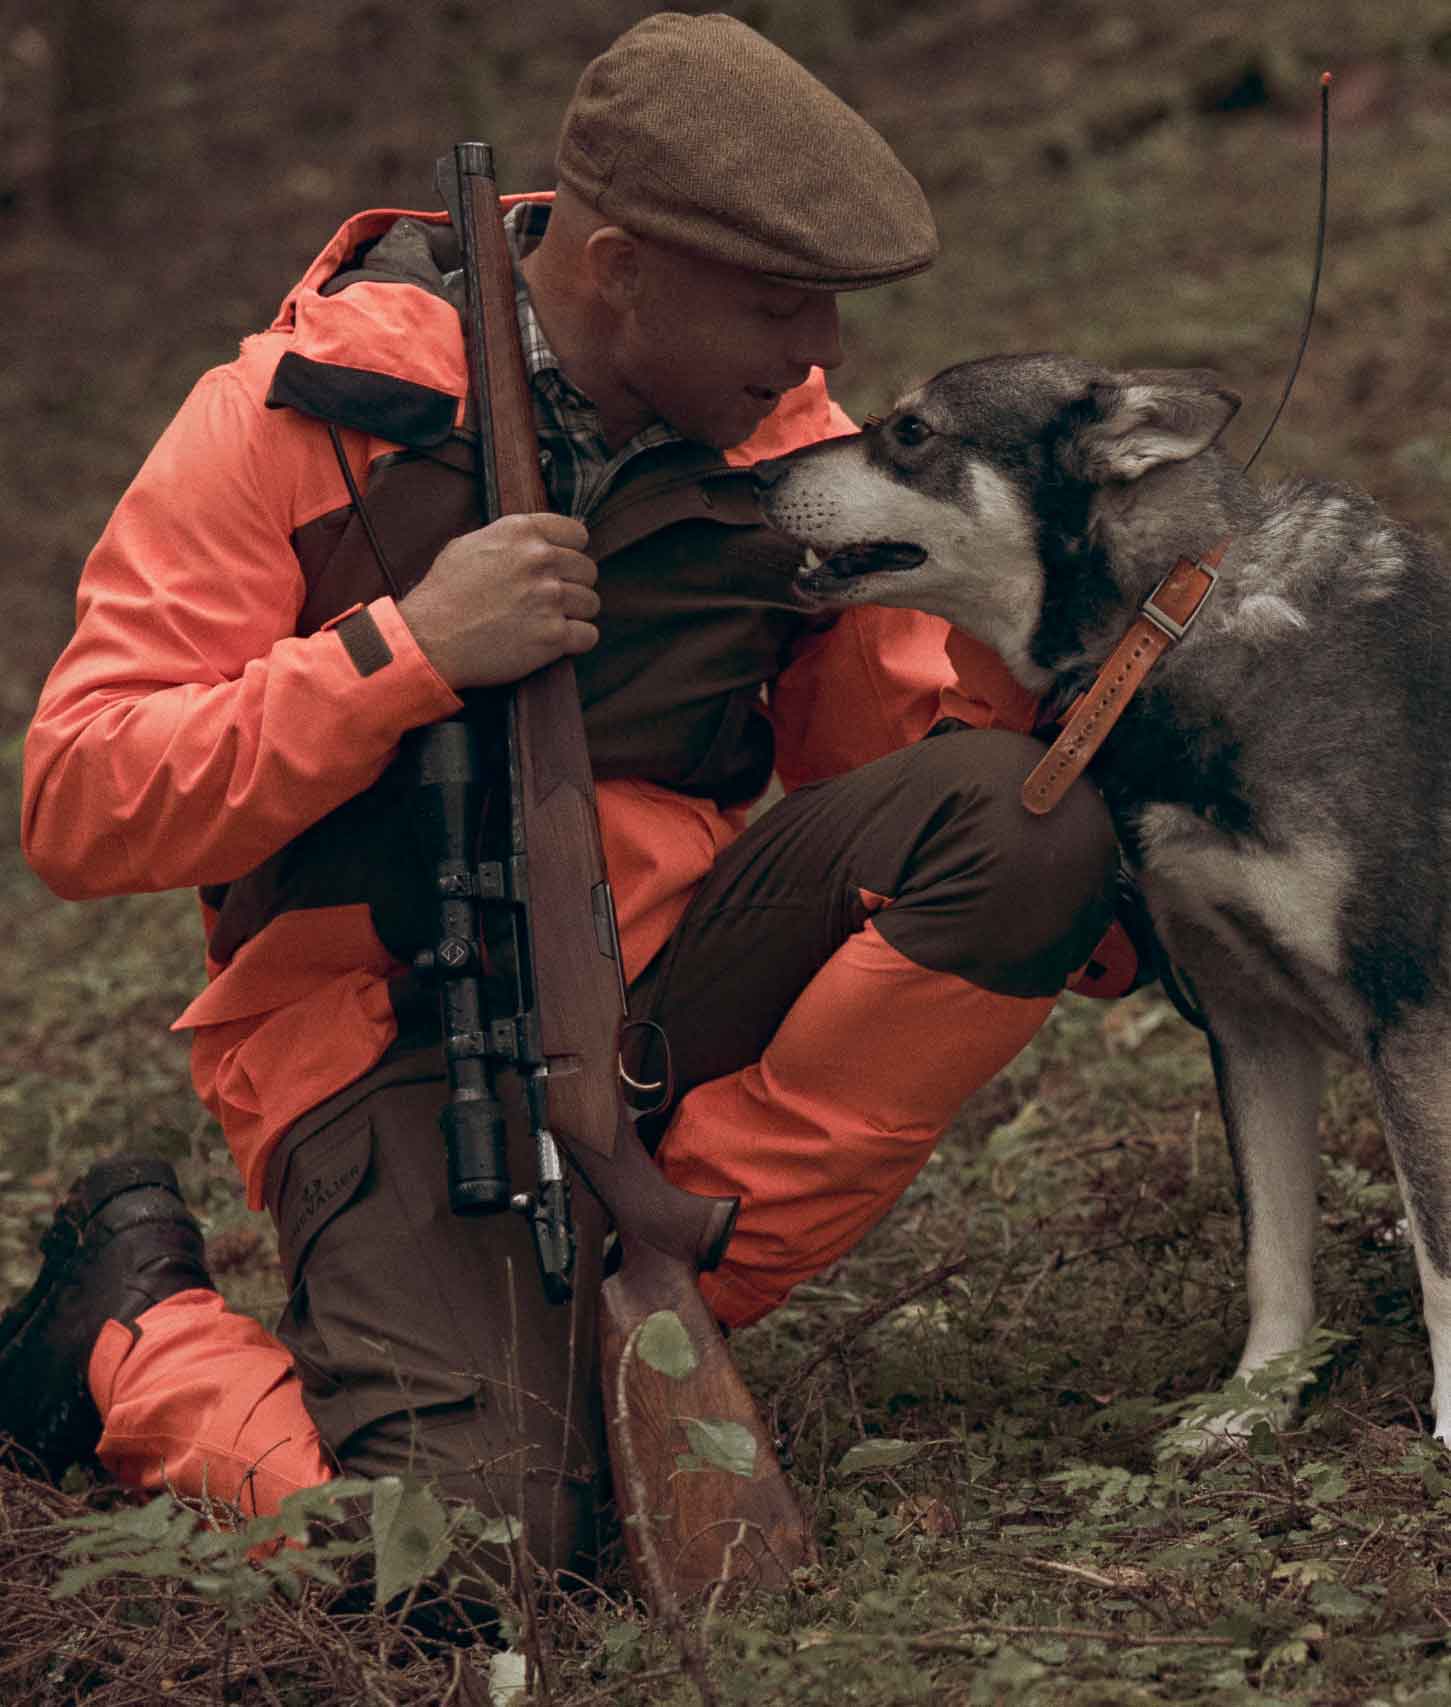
[263,727,1116,1574]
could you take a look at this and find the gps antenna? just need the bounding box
[1242,71,1332,474]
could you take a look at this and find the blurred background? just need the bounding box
[3,0,1449,739]
[1,0,1449,1212]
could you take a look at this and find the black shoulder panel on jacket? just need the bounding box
[266,350,457,448]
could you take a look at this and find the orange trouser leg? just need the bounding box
[88,1288,332,1515]
[656,919,1054,1330]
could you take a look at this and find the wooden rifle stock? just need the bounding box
[453,143,811,1596]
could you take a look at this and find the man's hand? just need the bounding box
[397,514,600,690]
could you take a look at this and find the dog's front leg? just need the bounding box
[1168,1003,1326,1449]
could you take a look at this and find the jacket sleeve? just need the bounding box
[21,359,460,900]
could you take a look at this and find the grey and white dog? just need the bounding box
[757,353,1451,1443]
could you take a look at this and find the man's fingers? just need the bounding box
[519,512,591,552]
[558,578,602,620]
[553,547,599,587]
[398,516,601,689]
[561,618,601,656]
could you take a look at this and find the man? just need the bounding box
[4,13,1131,1583]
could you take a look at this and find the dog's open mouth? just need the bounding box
[798,541,928,586]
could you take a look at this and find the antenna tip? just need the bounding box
[1320,70,1333,85]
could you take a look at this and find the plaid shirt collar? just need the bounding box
[504,200,680,520]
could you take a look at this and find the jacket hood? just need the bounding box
[257,192,846,464]
[261,197,553,443]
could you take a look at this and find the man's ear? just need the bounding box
[1062,370,1242,483]
[584,225,644,312]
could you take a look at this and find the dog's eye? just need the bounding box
[894,414,932,447]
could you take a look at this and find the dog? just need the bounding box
[756,353,1451,1444]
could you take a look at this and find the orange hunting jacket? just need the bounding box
[22,198,1040,1208]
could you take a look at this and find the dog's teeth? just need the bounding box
[803,547,821,570]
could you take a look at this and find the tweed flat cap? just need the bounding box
[556,12,938,290]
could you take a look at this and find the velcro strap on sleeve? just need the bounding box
[322,603,394,677]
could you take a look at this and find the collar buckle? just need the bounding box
[1139,556,1221,643]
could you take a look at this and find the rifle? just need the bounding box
[413,140,811,1598]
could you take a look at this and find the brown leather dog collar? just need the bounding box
[1020,542,1227,815]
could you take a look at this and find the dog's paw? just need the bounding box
[1157,1331,1345,1460]
[1156,1398,1292,1462]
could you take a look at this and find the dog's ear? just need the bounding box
[1061,370,1242,484]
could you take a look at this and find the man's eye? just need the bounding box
[894,415,932,447]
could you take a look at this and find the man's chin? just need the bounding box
[720,399,782,448]
[659,392,780,451]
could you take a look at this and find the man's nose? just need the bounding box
[791,295,844,373]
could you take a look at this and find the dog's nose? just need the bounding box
[751,458,787,491]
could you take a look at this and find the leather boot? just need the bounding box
[0,1156,213,1480]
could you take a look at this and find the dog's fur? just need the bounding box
[757,354,1451,1441]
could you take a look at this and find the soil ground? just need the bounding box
[3,0,1449,738]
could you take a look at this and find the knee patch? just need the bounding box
[872,729,1119,996]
